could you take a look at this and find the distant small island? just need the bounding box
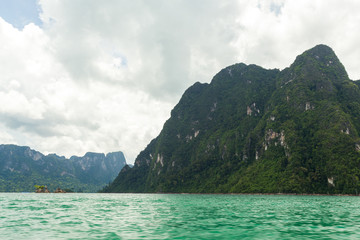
[34,185,68,193]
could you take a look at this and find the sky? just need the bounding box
[0,0,359,164]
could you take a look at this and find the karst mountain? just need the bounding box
[105,44,360,194]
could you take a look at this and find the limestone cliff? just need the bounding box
[106,45,360,194]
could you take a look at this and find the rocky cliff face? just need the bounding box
[70,151,126,185]
[106,45,360,194]
[0,145,126,192]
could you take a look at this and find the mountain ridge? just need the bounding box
[0,144,127,192]
[105,44,360,194]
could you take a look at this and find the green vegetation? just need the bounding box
[0,146,126,192]
[104,45,360,194]
[34,185,44,190]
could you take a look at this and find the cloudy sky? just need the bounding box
[0,0,359,164]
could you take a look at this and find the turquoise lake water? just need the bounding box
[1,193,360,239]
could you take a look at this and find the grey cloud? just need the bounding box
[0,114,59,137]
[0,107,100,138]
[40,0,244,101]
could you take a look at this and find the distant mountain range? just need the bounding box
[104,44,360,194]
[0,144,127,192]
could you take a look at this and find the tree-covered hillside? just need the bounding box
[0,145,127,192]
[105,45,360,194]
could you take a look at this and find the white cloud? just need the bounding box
[0,0,359,164]
[232,0,360,79]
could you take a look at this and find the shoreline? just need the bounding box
[101,192,360,197]
[1,192,359,196]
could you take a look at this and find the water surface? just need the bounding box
[0,193,359,239]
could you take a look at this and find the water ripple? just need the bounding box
[1,193,360,239]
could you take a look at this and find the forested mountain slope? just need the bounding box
[105,45,360,194]
[0,144,126,192]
